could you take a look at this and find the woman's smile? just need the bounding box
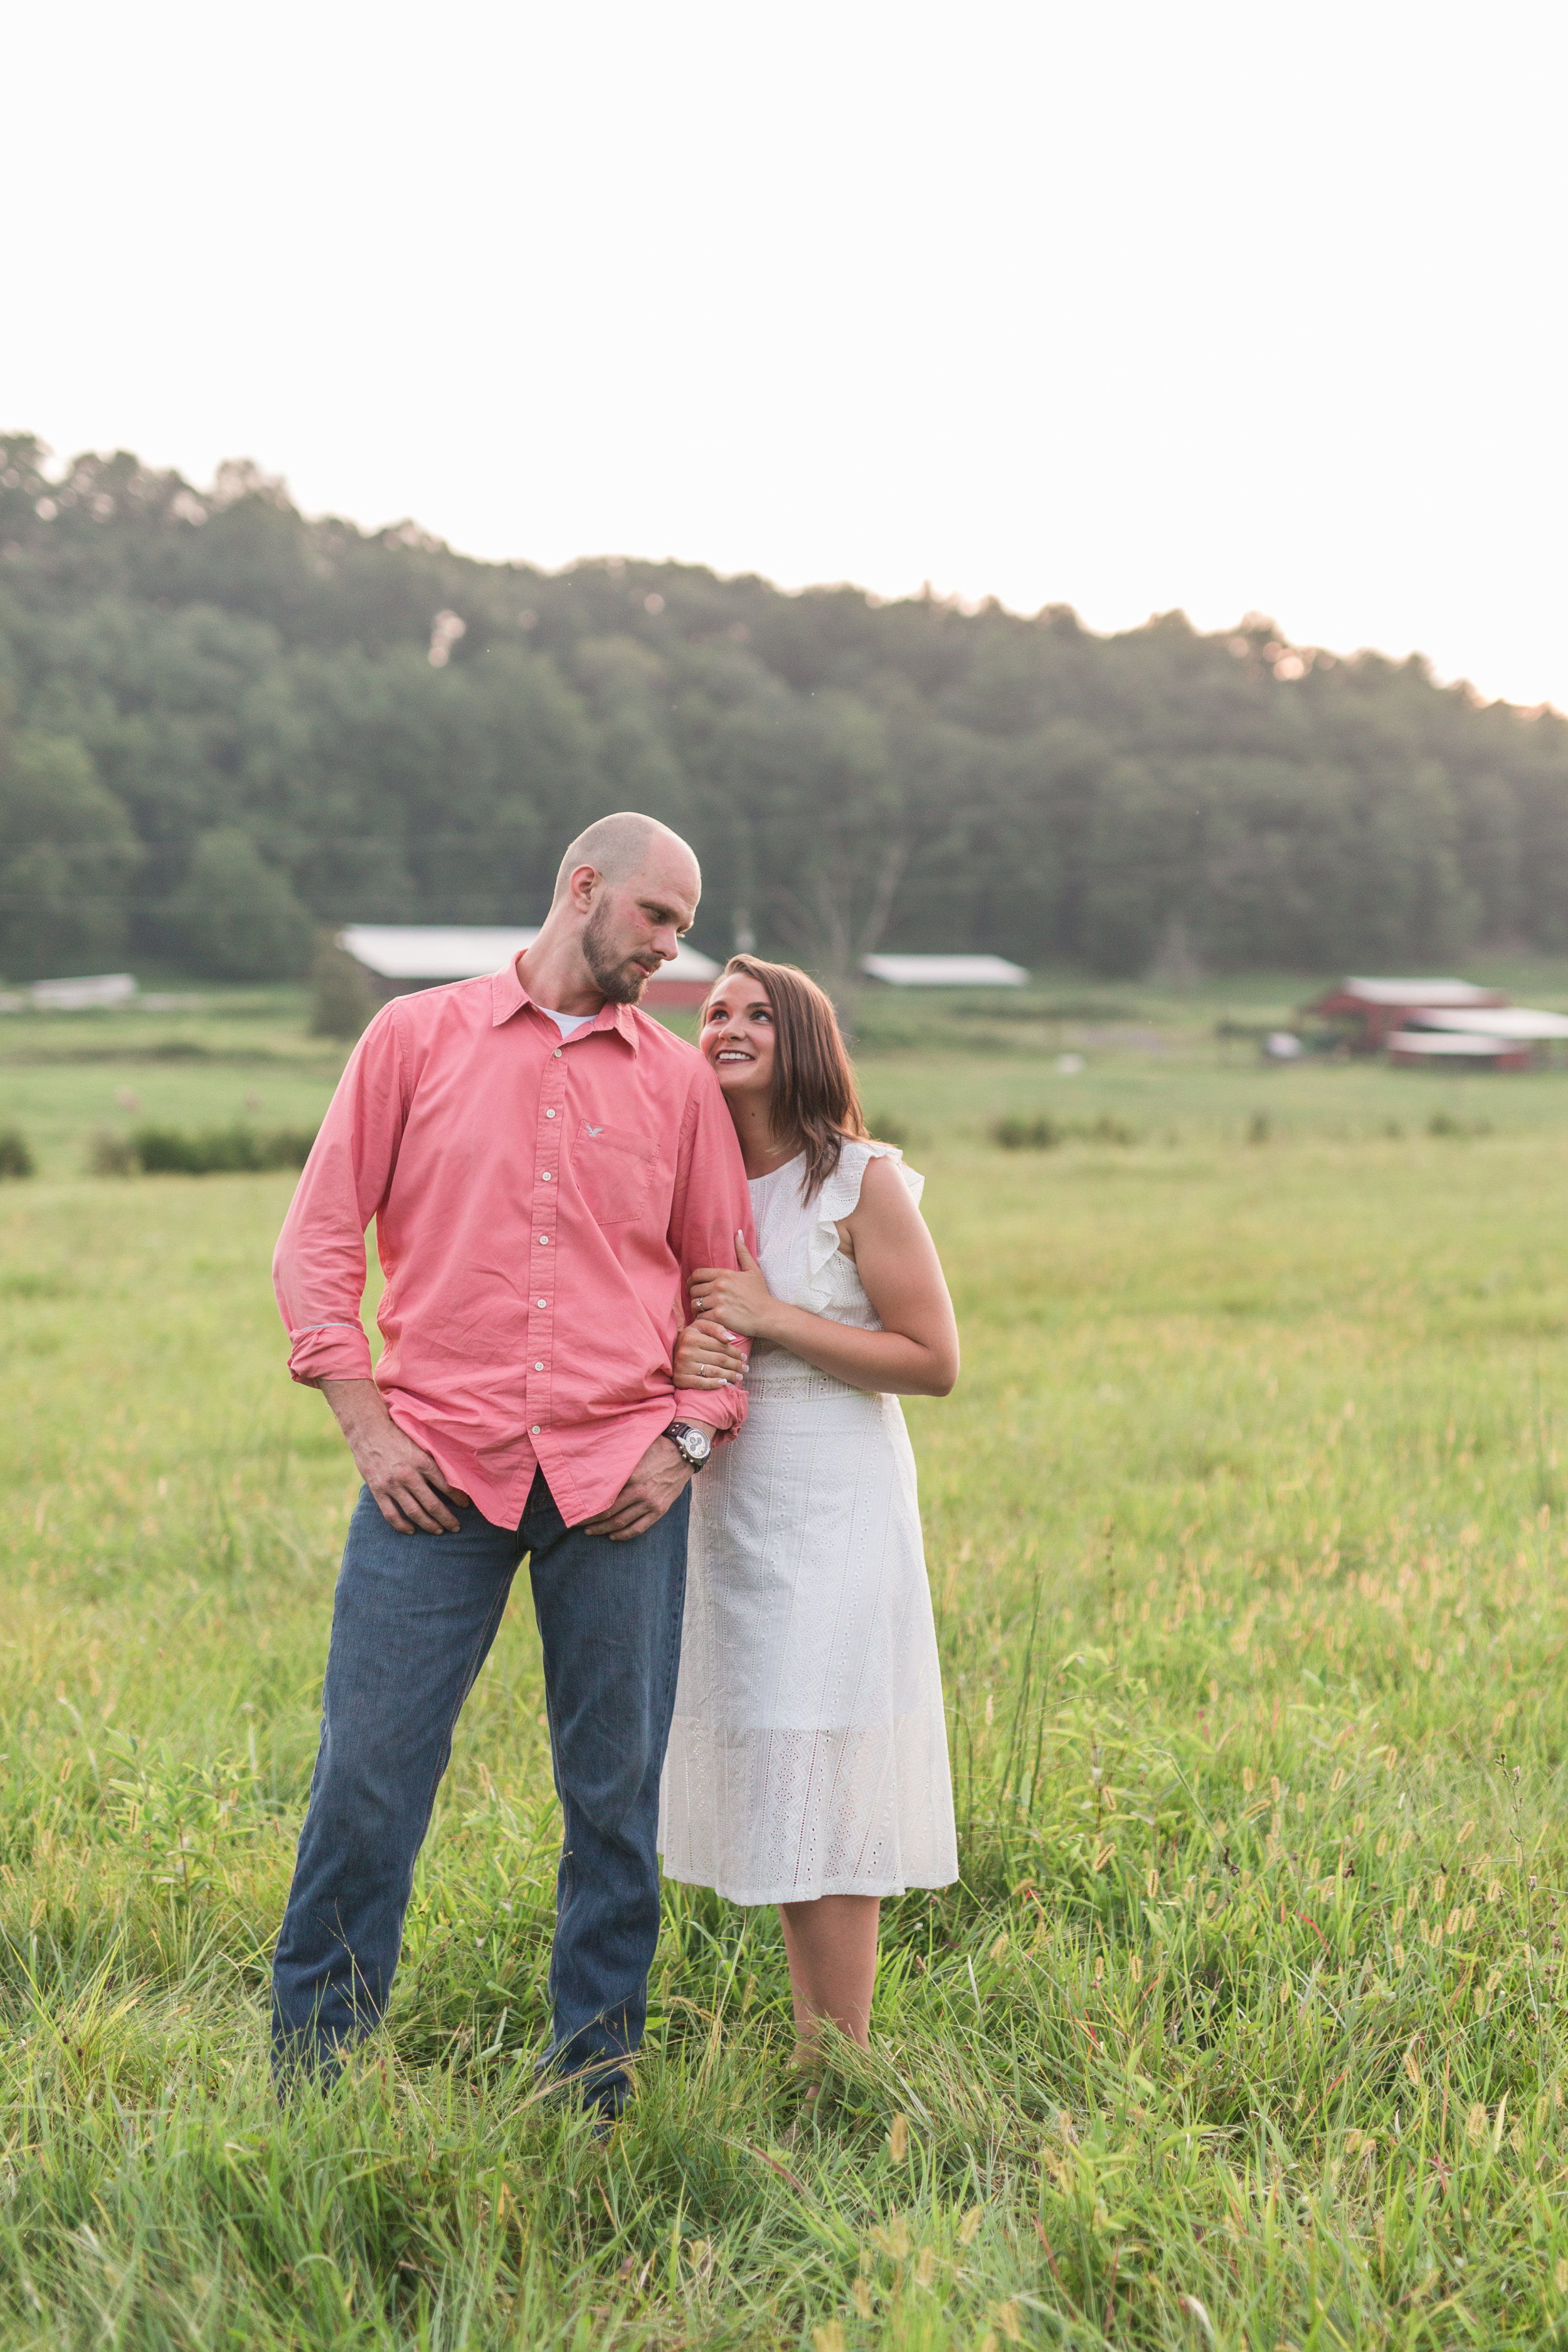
[701,983,777,1099]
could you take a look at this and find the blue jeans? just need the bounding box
[271,1468,689,2111]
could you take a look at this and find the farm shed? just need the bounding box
[1303,977,1507,1052]
[337,926,721,1008]
[1387,1029,1530,1071]
[1404,1004,1568,1069]
[862,954,1029,986]
[24,972,137,1011]
[1407,1006,1568,1045]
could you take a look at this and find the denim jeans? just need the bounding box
[271,1468,689,2111]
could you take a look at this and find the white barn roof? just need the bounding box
[862,953,1029,987]
[337,924,719,984]
[29,972,137,1010]
[1386,1029,1516,1057]
[1342,977,1498,1006]
[1411,1006,1568,1041]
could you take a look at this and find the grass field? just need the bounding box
[4,983,1568,2346]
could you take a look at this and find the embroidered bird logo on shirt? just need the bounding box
[586,1125,605,1136]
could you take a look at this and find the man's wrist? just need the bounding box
[663,1419,716,1473]
[322,1377,386,1430]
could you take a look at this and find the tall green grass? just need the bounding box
[2,1108,1567,2344]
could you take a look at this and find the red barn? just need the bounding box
[1303,977,1508,1054]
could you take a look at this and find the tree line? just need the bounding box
[3,430,1567,995]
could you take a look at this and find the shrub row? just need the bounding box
[992,1113,1139,1150]
[89,1123,319,1176]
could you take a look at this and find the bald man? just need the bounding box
[270,813,753,2112]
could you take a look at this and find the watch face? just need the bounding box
[675,1422,711,1461]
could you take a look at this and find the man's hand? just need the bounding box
[583,1429,712,1542]
[322,1379,472,1535]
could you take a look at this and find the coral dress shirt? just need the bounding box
[273,961,752,1528]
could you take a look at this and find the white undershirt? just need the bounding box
[536,1005,596,1041]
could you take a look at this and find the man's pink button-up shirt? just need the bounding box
[273,961,752,1529]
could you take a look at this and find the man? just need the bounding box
[270,812,751,2112]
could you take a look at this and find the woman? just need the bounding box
[658,955,960,2063]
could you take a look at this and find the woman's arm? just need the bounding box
[691,1156,960,1397]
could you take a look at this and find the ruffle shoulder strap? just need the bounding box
[798,1137,924,1311]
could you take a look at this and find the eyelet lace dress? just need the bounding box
[658,1140,958,1905]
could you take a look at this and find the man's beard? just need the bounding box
[582,901,650,1005]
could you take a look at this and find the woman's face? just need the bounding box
[701,975,777,1103]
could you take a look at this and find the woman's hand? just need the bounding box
[673,1314,748,1392]
[689,1237,779,1340]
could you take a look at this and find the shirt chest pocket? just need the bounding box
[572,1122,660,1225]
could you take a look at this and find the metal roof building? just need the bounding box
[862,953,1029,987]
[337,926,721,1009]
[1386,1029,1531,1070]
[1303,977,1508,1052]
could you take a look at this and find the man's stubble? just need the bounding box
[582,899,650,1006]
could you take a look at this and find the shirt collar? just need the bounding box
[490,960,640,1052]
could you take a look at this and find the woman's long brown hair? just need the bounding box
[708,955,867,1195]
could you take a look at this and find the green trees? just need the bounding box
[161,829,314,980]
[2,430,1567,981]
[0,721,143,976]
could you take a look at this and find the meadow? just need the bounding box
[3,977,1568,2347]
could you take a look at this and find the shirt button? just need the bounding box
[538,1236,549,1245]
[534,1361,544,1370]
[531,1424,541,1435]
[545,1109,556,1119]
[537,1298,547,1307]
[541,1171,552,1182]
[553,1049,561,1058]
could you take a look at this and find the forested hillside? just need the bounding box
[3,432,1566,989]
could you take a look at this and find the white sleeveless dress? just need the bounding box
[659,1140,958,1905]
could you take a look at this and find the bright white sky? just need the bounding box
[4,1,1564,706]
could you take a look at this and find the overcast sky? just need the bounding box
[5,1,1564,706]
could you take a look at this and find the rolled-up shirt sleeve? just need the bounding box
[273,1004,407,1386]
[667,1064,754,1435]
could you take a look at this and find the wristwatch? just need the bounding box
[663,1420,714,1473]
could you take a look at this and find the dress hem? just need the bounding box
[659,1866,957,1905]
